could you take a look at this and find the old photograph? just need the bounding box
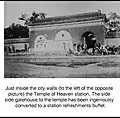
[4,1,120,78]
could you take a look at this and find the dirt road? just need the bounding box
[4,55,120,78]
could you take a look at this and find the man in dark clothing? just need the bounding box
[12,45,15,53]
[25,43,28,52]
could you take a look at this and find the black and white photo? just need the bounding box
[4,1,120,78]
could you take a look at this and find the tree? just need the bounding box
[106,12,120,31]
[18,13,30,25]
[18,10,47,25]
[108,12,120,22]
[38,12,47,19]
[4,23,29,39]
[5,11,47,39]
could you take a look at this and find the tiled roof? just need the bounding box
[28,12,105,26]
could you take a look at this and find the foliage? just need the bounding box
[5,11,47,39]
[108,12,120,21]
[4,23,29,39]
[105,12,120,32]
[5,10,120,39]
[18,11,47,25]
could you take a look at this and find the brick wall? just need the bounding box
[29,24,105,50]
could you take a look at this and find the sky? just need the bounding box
[4,1,120,28]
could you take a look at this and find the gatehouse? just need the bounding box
[28,11,106,53]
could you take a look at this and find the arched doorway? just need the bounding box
[82,31,96,49]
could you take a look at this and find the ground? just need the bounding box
[4,55,120,78]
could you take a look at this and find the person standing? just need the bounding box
[25,43,28,52]
[12,45,15,53]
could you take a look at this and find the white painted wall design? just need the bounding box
[34,31,74,52]
[54,30,73,51]
[34,35,47,50]
[55,30,72,41]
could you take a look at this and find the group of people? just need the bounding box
[4,43,29,54]
[69,42,120,56]
[4,34,120,56]
[67,33,120,56]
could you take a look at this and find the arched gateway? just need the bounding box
[82,31,96,49]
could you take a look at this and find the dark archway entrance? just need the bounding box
[82,31,96,49]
